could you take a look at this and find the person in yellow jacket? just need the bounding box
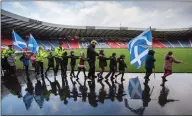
[36,46,48,75]
[54,42,65,76]
[1,45,15,73]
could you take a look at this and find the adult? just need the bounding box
[54,42,65,76]
[86,40,99,79]
[1,45,15,74]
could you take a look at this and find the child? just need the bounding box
[115,54,127,81]
[97,50,109,80]
[70,51,79,78]
[144,50,156,81]
[62,51,70,77]
[105,53,117,80]
[76,51,87,79]
[45,52,55,74]
[7,53,16,76]
[162,51,183,82]
[30,53,36,70]
[20,53,30,75]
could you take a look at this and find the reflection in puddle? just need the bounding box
[1,71,191,115]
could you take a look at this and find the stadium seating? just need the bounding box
[178,40,191,48]
[68,40,79,49]
[2,38,13,46]
[49,40,59,48]
[160,40,174,48]
[106,40,120,48]
[115,40,127,48]
[61,41,68,49]
[152,40,167,48]
[168,40,182,48]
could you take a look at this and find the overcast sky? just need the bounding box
[2,1,192,29]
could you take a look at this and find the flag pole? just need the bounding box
[149,26,156,79]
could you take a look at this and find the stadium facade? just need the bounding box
[1,9,192,50]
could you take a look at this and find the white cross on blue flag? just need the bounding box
[128,76,142,99]
[28,34,39,54]
[127,28,152,69]
[12,30,27,50]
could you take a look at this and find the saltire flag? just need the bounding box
[12,30,27,49]
[28,34,39,54]
[124,98,145,115]
[128,76,142,99]
[34,95,44,109]
[127,28,152,69]
[23,92,33,110]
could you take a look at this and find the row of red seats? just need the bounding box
[106,40,120,48]
[152,40,167,48]
[68,40,79,49]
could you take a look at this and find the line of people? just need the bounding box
[1,40,183,84]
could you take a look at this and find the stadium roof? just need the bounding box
[1,9,192,38]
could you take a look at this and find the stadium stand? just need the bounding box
[68,40,79,49]
[160,40,174,48]
[168,40,182,48]
[61,41,68,49]
[106,40,120,48]
[179,40,191,48]
[115,40,127,48]
[152,40,167,48]
[2,38,13,46]
[49,40,59,48]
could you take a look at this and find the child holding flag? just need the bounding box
[144,50,156,81]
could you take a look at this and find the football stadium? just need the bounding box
[1,3,192,116]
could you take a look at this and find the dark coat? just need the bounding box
[117,58,127,71]
[98,55,109,68]
[87,44,98,62]
[47,54,54,66]
[62,55,70,65]
[70,55,79,66]
[109,56,117,69]
[145,50,156,69]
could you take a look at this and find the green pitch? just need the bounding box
[15,48,192,73]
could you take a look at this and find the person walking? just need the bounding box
[162,51,183,82]
[144,50,156,81]
[87,40,99,79]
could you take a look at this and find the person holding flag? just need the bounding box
[54,42,65,76]
[128,27,153,81]
[36,46,48,75]
[144,50,156,81]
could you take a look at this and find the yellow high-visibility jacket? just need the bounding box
[1,48,15,59]
[54,47,65,59]
[36,49,48,62]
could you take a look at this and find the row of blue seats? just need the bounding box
[36,39,191,49]
[160,40,191,48]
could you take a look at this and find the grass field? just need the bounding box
[15,48,192,73]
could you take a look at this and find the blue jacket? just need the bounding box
[145,50,156,69]
[20,56,30,66]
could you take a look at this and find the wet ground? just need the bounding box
[1,70,192,115]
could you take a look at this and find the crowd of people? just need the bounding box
[1,40,183,83]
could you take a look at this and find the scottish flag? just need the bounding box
[124,98,145,115]
[28,34,39,54]
[128,28,152,68]
[34,95,44,109]
[23,92,33,110]
[128,76,142,99]
[12,30,27,49]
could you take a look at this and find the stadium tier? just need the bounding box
[1,9,192,50]
[2,38,192,50]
